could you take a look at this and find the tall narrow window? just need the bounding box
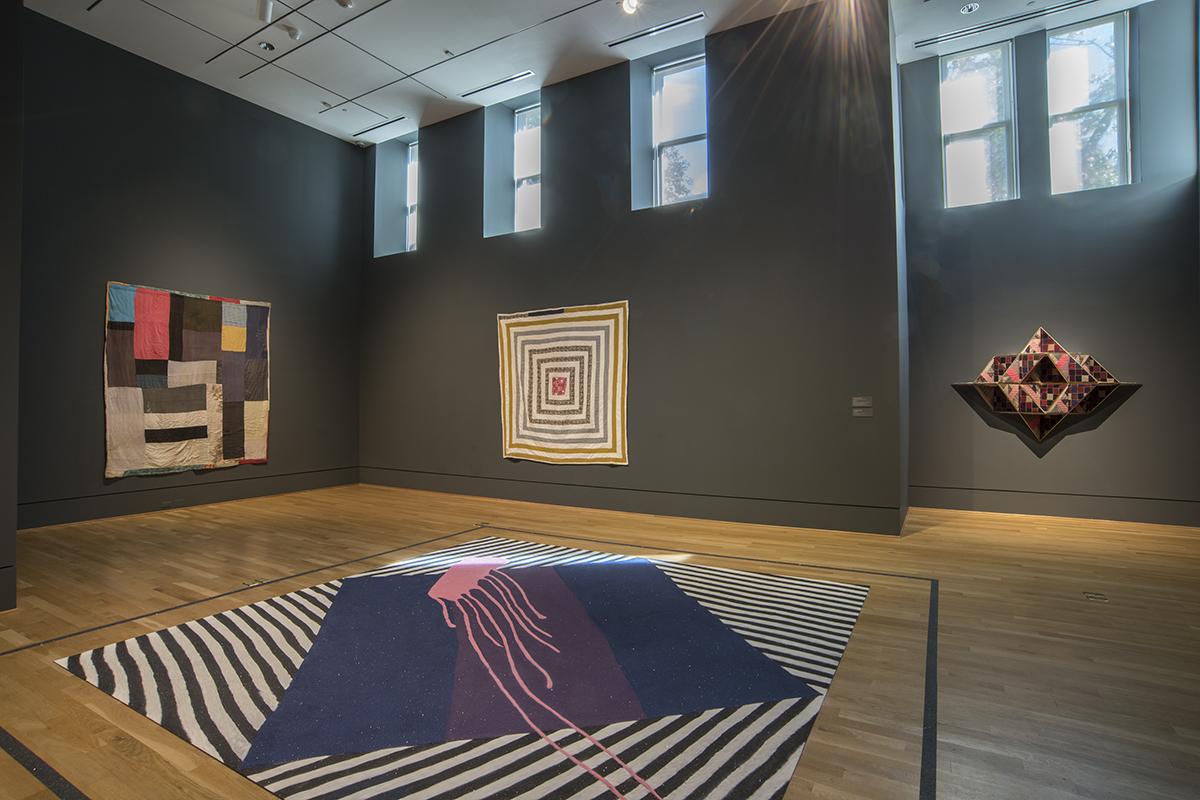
[513,104,541,232]
[652,56,707,206]
[939,43,1016,208]
[405,141,418,251]
[1048,14,1130,194]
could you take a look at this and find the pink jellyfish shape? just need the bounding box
[428,557,663,800]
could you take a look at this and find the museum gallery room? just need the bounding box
[0,0,1198,797]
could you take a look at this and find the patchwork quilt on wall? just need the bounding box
[497,301,629,464]
[104,281,270,477]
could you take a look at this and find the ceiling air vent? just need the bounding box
[353,116,406,137]
[461,70,536,99]
[606,12,706,48]
[913,0,1101,48]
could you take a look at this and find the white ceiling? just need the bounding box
[892,0,1153,63]
[24,0,1158,143]
[25,0,813,144]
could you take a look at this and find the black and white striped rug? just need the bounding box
[58,536,867,799]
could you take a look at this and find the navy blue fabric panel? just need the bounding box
[241,573,458,768]
[554,561,816,717]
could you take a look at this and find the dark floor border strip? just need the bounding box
[922,580,939,800]
[911,484,1199,505]
[19,466,357,506]
[0,525,481,658]
[364,465,900,512]
[479,523,939,800]
[0,725,91,800]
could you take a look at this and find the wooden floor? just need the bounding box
[0,484,1197,800]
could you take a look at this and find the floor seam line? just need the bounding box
[0,525,483,658]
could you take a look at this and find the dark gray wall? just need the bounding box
[18,11,365,528]
[360,1,908,534]
[2,0,23,608]
[903,0,1200,525]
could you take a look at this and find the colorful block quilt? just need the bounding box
[104,281,270,477]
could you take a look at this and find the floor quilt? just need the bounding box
[58,536,868,799]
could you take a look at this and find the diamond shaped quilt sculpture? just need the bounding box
[955,327,1137,441]
[57,537,867,800]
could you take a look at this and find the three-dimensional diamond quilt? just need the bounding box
[957,327,1135,441]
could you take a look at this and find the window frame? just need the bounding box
[405,140,418,252]
[513,102,542,232]
[938,40,1019,209]
[651,54,708,207]
[1046,12,1131,194]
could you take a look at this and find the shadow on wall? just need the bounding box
[952,383,1141,457]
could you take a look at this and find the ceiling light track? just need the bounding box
[913,0,1100,48]
[461,70,536,99]
[606,11,706,48]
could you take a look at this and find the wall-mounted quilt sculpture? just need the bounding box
[104,281,270,477]
[497,300,628,464]
[953,327,1139,443]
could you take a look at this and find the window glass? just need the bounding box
[514,105,541,231]
[405,141,418,251]
[652,57,707,206]
[1048,15,1130,193]
[939,43,1016,207]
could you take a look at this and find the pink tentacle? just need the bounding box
[473,594,664,800]
[460,595,502,648]
[454,603,632,800]
[436,597,455,629]
[493,569,549,621]
[482,575,557,646]
[471,587,556,691]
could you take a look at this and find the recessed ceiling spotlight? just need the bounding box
[621,0,639,13]
[960,2,981,13]
[257,40,275,51]
[337,0,354,7]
